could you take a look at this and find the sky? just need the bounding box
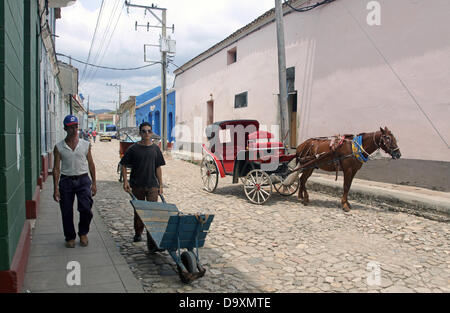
[55,0,276,111]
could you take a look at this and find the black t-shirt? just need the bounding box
[120,143,166,188]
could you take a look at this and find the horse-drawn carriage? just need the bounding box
[201,120,401,208]
[201,120,300,204]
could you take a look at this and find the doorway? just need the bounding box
[155,111,161,136]
[287,67,297,148]
[288,92,297,148]
[207,100,214,126]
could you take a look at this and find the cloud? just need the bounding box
[56,0,275,109]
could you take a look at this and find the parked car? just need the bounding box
[105,125,117,139]
[99,133,112,142]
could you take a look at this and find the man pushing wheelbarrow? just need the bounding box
[120,122,214,283]
[120,122,165,243]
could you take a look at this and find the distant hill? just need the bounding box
[90,109,112,114]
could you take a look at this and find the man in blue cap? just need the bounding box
[52,115,97,248]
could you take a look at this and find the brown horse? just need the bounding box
[294,127,401,212]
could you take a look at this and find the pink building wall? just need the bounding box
[175,0,449,164]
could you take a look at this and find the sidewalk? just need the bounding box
[308,173,450,222]
[22,178,144,293]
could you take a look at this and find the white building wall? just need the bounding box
[175,0,450,162]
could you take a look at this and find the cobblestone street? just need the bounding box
[92,140,449,293]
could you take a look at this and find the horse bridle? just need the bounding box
[373,131,399,156]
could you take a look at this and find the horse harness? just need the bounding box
[297,134,383,179]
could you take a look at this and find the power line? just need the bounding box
[85,1,126,88]
[82,0,122,86]
[80,0,105,83]
[284,0,336,12]
[57,53,159,70]
[86,0,122,81]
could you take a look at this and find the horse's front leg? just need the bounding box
[341,168,356,212]
[298,173,305,201]
[298,169,313,205]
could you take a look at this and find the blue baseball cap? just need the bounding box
[63,115,78,127]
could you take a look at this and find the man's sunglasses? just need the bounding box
[140,129,153,134]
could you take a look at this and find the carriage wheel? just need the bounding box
[243,170,272,205]
[273,178,299,196]
[201,155,219,193]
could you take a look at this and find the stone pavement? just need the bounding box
[92,141,449,293]
[22,177,144,293]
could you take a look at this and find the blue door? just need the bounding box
[168,112,173,142]
[155,111,161,136]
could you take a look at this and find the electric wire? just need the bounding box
[80,0,105,83]
[284,0,336,12]
[82,0,122,86]
[57,53,159,70]
[85,0,122,81]
[84,1,126,88]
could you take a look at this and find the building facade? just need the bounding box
[117,96,136,129]
[173,0,450,191]
[135,88,176,143]
[0,0,76,292]
[96,113,116,133]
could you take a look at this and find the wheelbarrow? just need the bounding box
[129,193,214,284]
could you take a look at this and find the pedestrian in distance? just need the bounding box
[120,122,165,242]
[53,115,97,248]
[92,129,97,143]
[84,129,90,141]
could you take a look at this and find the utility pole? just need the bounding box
[106,83,121,125]
[125,1,175,151]
[161,9,167,151]
[87,95,90,129]
[275,0,290,148]
[69,94,73,115]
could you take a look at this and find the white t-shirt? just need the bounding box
[56,139,90,176]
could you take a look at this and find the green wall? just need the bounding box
[0,0,39,271]
[24,0,39,201]
[98,120,113,132]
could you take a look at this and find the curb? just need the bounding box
[308,176,450,222]
[92,206,145,293]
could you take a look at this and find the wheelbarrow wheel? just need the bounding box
[201,155,219,193]
[181,251,199,274]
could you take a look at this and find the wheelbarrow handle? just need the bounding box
[127,191,137,201]
[128,191,166,203]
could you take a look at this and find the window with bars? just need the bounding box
[234,92,248,109]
